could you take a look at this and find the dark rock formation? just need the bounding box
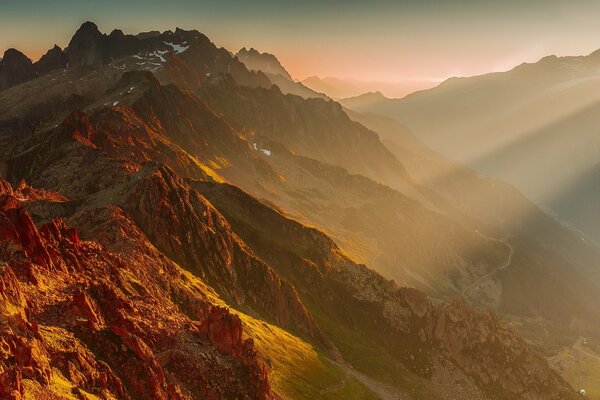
[65,21,106,66]
[34,45,68,75]
[0,49,35,90]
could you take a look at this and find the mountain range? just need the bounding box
[340,52,600,246]
[0,21,598,399]
[301,76,437,99]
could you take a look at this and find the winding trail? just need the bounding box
[461,240,514,297]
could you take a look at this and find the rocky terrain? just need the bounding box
[0,22,590,399]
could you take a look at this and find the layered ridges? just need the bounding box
[122,164,330,348]
[196,179,577,400]
[0,22,271,94]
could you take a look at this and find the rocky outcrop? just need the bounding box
[197,179,578,400]
[121,164,329,348]
[0,181,275,399]
[34,45,68,75]
[65,22,145,67]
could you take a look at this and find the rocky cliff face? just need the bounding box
[198,76,408,185]
[0,180,275,400]
[236,47,293,81]
[65,21,111,66]
[194,181,577,400]
[34,45,68,75]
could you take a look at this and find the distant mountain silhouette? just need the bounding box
[341,51,600,245]
[304,76,437,99]
[236,47,327,99]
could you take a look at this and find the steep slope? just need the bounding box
[4,96,328,350]
[345,107,600,316]
[34,45,68,75]
[193,180,578,400]
[2,122,380,399]
[112,71,515,300]
[196,74,600,326]
[236,48,293,80]
[340,51,600,243]
[343,105,600,392]
[235,47,326,99]
[0,181,274,399]
[469,102,600,241]
[0,22,272,96]
[86,67,600,335]
[3,23,597,340]
[197,76,414,193]
[1,118,579,399]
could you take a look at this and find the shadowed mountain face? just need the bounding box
[235,47,327,100]
[0,22,594,399]
[340,52,600,245]
[236,47,293,81]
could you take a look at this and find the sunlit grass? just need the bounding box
[238,313,380,400]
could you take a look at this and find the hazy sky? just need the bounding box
[3,0,600,84]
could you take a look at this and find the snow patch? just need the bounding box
[150,49,168,62]
[113,101,119,106]
[163,41,190,54]
[252,143,271,156]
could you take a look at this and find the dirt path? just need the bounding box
[574,338,600,364]
[335,362,410,400]
[462,241,514,297]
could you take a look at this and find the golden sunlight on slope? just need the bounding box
[549,337,600,400]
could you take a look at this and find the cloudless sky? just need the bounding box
[3,0,600,84]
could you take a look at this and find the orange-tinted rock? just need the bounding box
[0,182,275,399]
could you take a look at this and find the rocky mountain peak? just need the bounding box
[109,28,125,38]
[34,44,67,75]
[0,48,35,90]
[236,46,293,81]
[2,48,31,64]
[66,21,105,66]
[76,20,102,36]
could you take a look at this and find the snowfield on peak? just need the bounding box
[252,143,272,156]
[164,41,190,54]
